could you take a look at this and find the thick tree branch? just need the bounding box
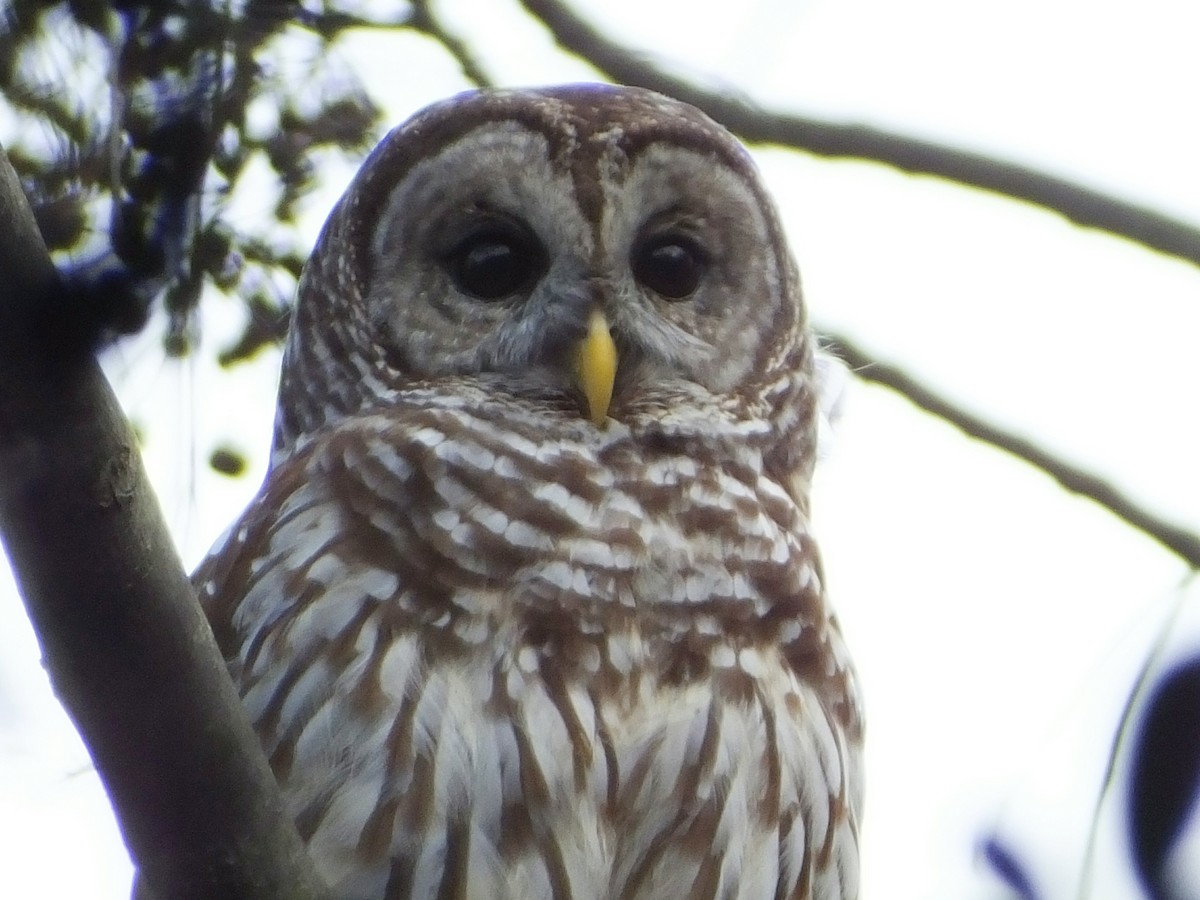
[0,147,327,899]
[824,330,1200,570]
[519,0,1200,270]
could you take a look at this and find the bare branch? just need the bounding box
[824,330,1200,570]
[0,146,328,899]
[520,0,1200,565]
[519,0,1200,270]
[410,0,494,88]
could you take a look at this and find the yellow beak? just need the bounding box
[571,310,617,426]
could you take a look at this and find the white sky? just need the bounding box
[2,0,1199,897]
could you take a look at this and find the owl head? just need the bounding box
[274,85,817,486]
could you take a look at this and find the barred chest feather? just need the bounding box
[196,398,862,900]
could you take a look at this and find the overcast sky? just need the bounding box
[2,1,1198,897]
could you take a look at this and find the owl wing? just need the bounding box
[600,652,860,900]
[197,418,511,899]
[197,410,634,900]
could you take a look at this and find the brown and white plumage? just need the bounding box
[196,85,863,900]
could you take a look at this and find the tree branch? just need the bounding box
[519,0,1200,270]
[823,330,1200,570]
[410,0,494,88]
[0,146,327,899]
[518,0,1200,567]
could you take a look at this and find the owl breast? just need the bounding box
[199,393,860,900]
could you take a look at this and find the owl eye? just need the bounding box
[446,224,545,301]
[633,235,708,300]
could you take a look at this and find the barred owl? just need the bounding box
[196,84,863,900]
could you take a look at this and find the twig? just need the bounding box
[410,0,494,88]
[824,330,1200,570]
[519,0,1200,270]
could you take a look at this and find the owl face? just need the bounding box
[279,85,816,477]
[352,86,804,426]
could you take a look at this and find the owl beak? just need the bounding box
[571,310,617,426]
